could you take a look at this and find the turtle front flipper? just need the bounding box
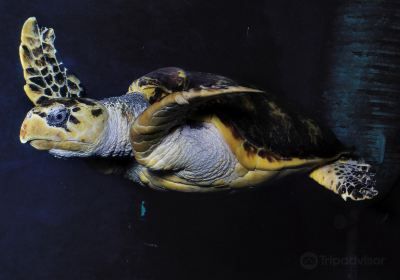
[19,17,83,105]
[310,159,378,201]
[130,76,262,169]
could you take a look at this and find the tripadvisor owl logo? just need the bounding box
[300,252,385,270]
[300,252,318,270]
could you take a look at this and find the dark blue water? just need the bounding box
[0,0,398,279]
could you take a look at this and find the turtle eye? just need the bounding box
[47,107,70,127]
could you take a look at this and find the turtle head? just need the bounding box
[20,98,108,157]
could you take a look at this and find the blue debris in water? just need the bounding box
[140,200,146,218]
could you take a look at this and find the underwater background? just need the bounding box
[0,0,399,279]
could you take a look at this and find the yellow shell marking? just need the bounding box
[204,115,335,171]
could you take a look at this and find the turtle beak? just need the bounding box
[20,111,34,144]
[19,111,56,148]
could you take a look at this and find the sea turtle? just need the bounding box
[19,17,378,201]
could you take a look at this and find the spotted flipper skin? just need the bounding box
[310,159,378,201]
[19,17,83,105]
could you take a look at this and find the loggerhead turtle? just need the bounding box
[19,17,378,201]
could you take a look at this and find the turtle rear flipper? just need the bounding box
[309,159,378,201]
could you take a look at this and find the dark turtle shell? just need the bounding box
[198,92,344,159]
[186,71,344,158]
[130,67,345,171]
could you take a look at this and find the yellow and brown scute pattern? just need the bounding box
[128,67,187,103]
